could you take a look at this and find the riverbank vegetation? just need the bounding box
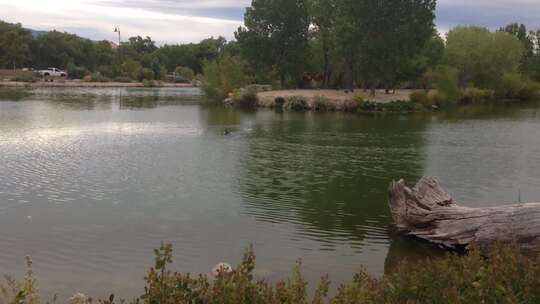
[201,1,540,110]
[2,243,539,303]
[0,20,229,84]
[2,1,540,108]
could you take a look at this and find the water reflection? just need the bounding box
[0,88,33,101]
[237,112,431,249]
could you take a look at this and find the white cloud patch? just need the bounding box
[1,0,540,44]
[0,0,249,44]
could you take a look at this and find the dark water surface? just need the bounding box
[1,87,539,300]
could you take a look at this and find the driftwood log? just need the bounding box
[388,177,540,254]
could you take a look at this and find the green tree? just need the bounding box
[30,30,115,70]
[155,44,197,73]
[446,26,524,88]
[334,0,436,91]
[398,34,445,89]
[0,22,32,69]
[127,36,157,55]
[236,0,310,87]
[434,65,460,106]
[309,0,337,88]
[500,23,534,56]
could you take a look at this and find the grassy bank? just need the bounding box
[2,243,539,304]
[220,83,540,115]
[221,87,422,114]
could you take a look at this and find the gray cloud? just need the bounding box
[1,0,540,43]
[436,0,540,33]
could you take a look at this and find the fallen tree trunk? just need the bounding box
[388,177,540,254]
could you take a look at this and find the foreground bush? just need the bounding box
[2,244,540,303]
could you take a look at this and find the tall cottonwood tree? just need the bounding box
[235,0,310,87]
[335,0,437,91]
[309,0,337,88]
[446,26,524,88]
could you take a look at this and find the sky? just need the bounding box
[1,0,540,45]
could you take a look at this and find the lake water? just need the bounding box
[1,87,539,300]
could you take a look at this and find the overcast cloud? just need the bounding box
[1,0,539,44]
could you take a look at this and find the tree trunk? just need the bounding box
[322,38,330,89]
[388,177,540,255]
[345,54,354,92]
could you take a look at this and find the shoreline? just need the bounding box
[247,89,422,114]
[0,80,196,88]
[258,89,413,104]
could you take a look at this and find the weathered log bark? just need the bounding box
[388,177,540,254]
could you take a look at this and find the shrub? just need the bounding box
[354,94,365,106]
[67,62,88,79]
[499,73,540,101]
[274,97,286,108]
[174,66,194,81]
[518,78,540,101]
[122,59,143,81]
[113,76,132,83]
[434,65,461,106]
[460,88,495,104]
[409,90,433,108]
[143,79,157,87]
[313,96,336,112]
[342,99,359,112]
[0,256,39,304]
[201,54,249,101]
[284,96,308,111]
[96,65,120,79]
[233,87,259,108]
[85,72,110,83]
[139,68,155,81]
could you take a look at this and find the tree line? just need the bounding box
[204,0,540,103]
[0,20,234,82]
[2,0,540,103]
